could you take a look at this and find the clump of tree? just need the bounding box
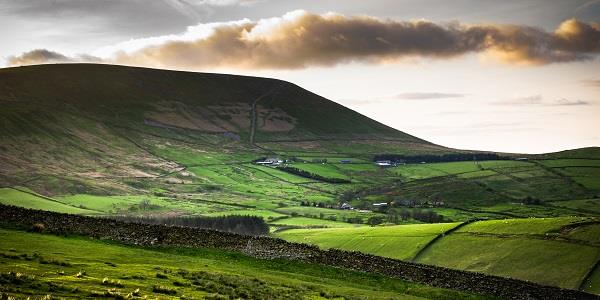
[277,166,351,184]
[386,208,444,223]
[128,199,161,212]
[299,201,337,209]
[345,217,363,224]
[110,215,269,236]
[367,216,385,226]
[522,196,543,205]
[373,153,505,164]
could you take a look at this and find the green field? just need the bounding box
[418,234,596,289]
[0,228,486,300]
[539,159,600,168]
[270,217,366,228]
[417,218,600,291]
[286,163,351,181]
[277,223,460,260]
[0,188,97,215]
[277,217,600,293]
[452,217,592,235]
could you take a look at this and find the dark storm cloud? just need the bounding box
[0,0,252,37]
[7,11,600,69]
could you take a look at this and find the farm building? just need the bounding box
[375,160,392,167]
[340,202,353,210]
[255,157,284,165]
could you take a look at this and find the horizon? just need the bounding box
[1,1,599,153]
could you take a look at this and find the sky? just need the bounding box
[1,0,599,153]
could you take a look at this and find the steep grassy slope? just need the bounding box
[0,63,446,195]
[0,64,422,141]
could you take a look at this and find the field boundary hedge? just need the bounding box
[0,204,597,300]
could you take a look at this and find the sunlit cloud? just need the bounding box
[7,11,600,69]
[6,49,101,66]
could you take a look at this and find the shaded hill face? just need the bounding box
[0,64,444,194]
[0,64,423,141]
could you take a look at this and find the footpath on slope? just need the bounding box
[0,204,597,300]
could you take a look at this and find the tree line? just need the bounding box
[277,166,351,184]
[386,208,445,223]
[110,215,269,236]
[373,153,506,164]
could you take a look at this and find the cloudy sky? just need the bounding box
[1,0,599,153]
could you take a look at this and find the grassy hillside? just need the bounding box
[1,64,599,296]
[0,228,488,299]
[0,64,423,141]
[1,64,598,221]
[276,217,600,294]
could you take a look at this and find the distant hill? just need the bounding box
[542,147,600,159]
[0,63,427,142]
[0,64,448,193]
[0,64,596,196]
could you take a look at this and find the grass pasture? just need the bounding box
[549,198,600,214]
[539,159,600,168]
[390,164,448,180]
[286,163,351,180]
[269,217,364,228]
[0,188,97,215]
[0,228,485,300]
[275,206,380,222]
[277,217,600,293]
[56,194,146,213]
[276,223,460,260]
[453,217,593,235]
[416,217,600,290]
[417,234,597,289]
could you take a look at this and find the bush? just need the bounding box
[367,216,384,226]
[152,285,176,295]
[30,223,45,233]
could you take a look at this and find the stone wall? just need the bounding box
[0,205,596,300]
